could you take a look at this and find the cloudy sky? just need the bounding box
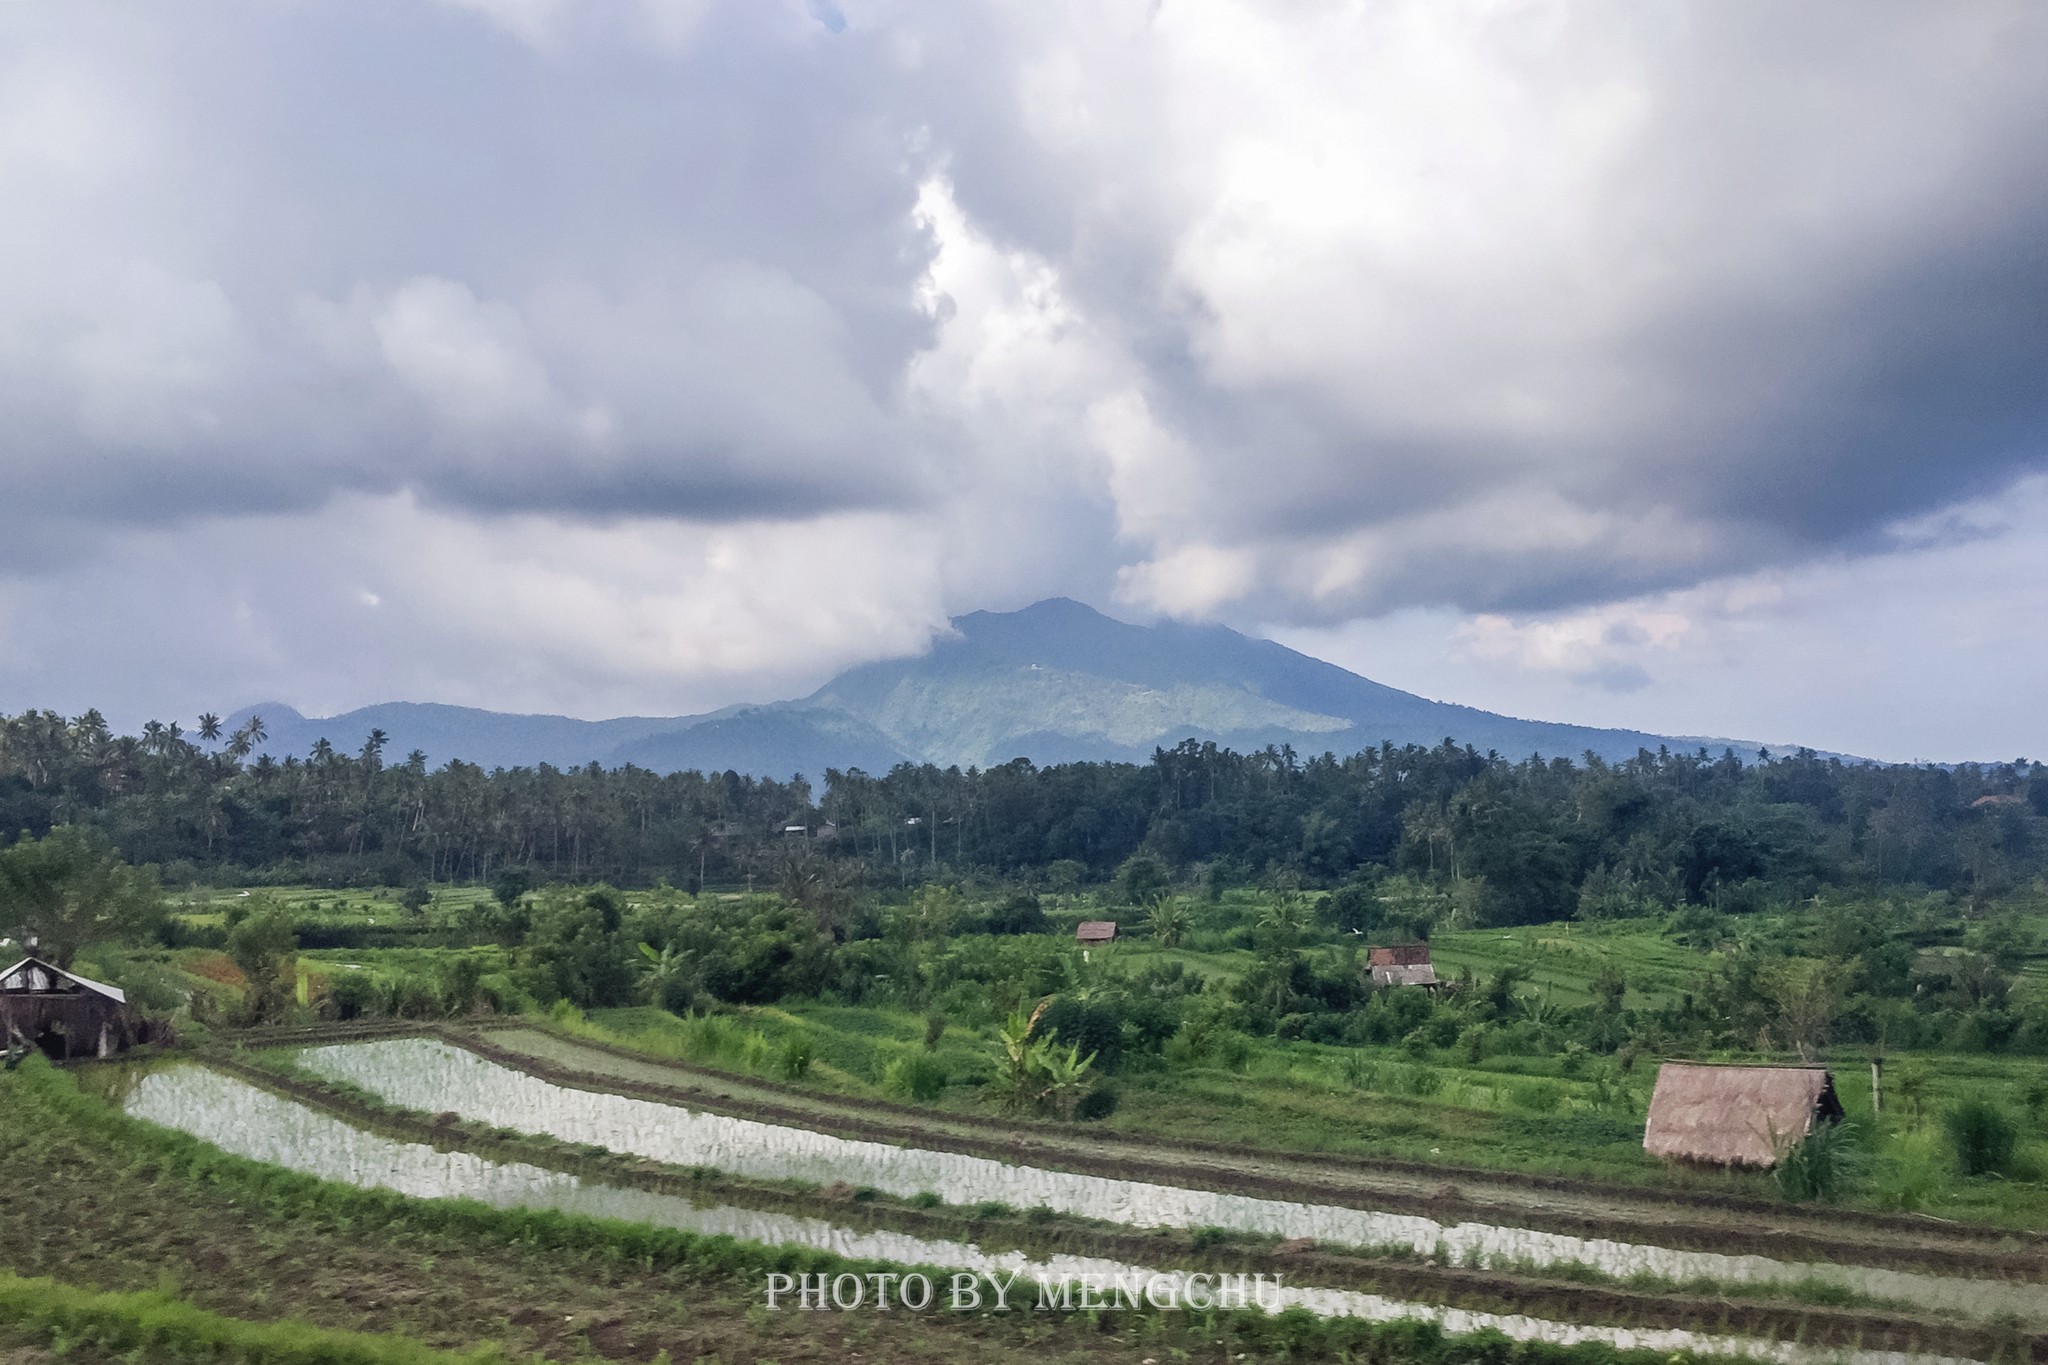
[2,0,2044,762]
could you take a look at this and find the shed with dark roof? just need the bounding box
[1,956,135,1060]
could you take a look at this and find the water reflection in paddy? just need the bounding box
[296,1038,2037,1326]
[119,1062,1973,1365]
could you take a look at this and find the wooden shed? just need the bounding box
[1076,920,1118,946]
[1,956,135,1060]
[1642,1061,1843,1168]
[1367,943,1439,989]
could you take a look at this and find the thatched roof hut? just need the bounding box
[1,956,135,1060]
[1367,943,1439,988]
[1643,1061,1844,1167]
[1076,920,1118,945]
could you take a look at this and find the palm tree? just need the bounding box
[226,715,264,761]
[1147,897,1191,948]
[197,713,223,743]
[637,941,692,1010]
[1038,1040,1098,1120]
[987,1002,1052,1114]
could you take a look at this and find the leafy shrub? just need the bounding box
[1403,1065,1443,1097]
[1774,1120,1861,1202]
[884,1051,947,1102]
[1212,1030,1255,1072]
[740,1031,771,1072]
[1073,1086,1119,1121]
[775,1035,814,1082]
[1034,997,1122,1072]
[1943,1096,2019,1177]
[1509,1080,1561,1113]
[987,893,1050,936]
[324,972,379,1021]
[381,974,440,1019]
[436,955,485,1016]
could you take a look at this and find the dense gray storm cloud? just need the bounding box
[1,0,2044,757]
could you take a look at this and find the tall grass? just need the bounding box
[1943,1097,2020,1177]
[1773,1121,1861,1203]
[0,1272,512,1365]
[546,1002,808,1083]
[884,1051,948,1101]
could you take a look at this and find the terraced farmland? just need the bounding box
[13,1020,2038,1365]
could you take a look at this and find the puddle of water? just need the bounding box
[120,1061,1974,1365]
[297,1038,2039,1327]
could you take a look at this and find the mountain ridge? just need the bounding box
[230,599,1783,775]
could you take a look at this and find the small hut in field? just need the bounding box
[1,956,135,1060]
[1642,1061,1843,1168]
[1076,920,1118,946]
[1367,943,1439,989]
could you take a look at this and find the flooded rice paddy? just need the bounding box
[295,1037,2041,1327]
[118,1061,1980,1365]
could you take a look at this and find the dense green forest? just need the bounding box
[3,708,2042,922]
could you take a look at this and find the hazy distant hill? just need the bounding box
[233,599,1764,775]
[809,598,1743,768]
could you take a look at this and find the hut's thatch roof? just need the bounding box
[1076,920,1118,944]
[1643,1062,1842,1167]
[1367,944,1433,967]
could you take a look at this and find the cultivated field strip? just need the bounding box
[182,1049,2039,1362]
[440,1023,2045,1282]
[291,1036,2045,1330]
[115,1060,2007,1365]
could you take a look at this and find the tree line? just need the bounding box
[2,708,2044,922]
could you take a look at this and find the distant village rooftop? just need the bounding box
[1366,942,1439,989]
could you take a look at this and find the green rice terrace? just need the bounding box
[5,850,2048,1364]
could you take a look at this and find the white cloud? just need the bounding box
[0,492,950,725]
[428,0,568,49]
[1275,476,2048,760]
[0,1,2045,757]
[373,277,568,432]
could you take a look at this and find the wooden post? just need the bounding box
[1870,1055,1884,1118]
